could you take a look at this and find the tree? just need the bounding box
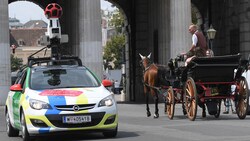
[103,34,125,69]
[11,54,23,72]
[109,9,125,34]
[103,9,125,70]
[191,7,198,24]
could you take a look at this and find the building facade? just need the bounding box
[0,0,250,105]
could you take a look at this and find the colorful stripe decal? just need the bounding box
[76,92,88,105]
[46,95,66,115]
[39,127,51,134]
[39,90,82,97]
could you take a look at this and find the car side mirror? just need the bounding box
[102,80,112,87]
[10,84,23,91]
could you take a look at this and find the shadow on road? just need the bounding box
[35,131,139,141]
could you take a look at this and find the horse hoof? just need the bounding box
[183,110,187,115]
[147,112,151,117]
[154,113,159,118]
[202,112,206,118]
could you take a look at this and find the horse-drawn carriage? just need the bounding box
[140,53,249,121]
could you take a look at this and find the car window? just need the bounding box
[30,67,100,90]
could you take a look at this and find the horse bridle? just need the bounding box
[140,58,153,73]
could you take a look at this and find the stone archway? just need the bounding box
[101,0,131,101]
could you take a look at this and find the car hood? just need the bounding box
[26,86,112,105]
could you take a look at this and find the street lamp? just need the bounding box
[207,25,217,50]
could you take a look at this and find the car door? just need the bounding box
[9,69,27,129]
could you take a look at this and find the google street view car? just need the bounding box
[5,3,117,141]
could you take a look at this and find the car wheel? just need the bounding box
[103,126,118,138]
[21,111,33,141]
[6,110,19,137]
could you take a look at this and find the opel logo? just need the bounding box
[73,105,80,111]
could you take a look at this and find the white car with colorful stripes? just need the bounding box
[5,57,118,141]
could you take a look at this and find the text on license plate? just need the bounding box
[63,115,91,123]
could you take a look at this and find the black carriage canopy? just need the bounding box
[186,54,248,82]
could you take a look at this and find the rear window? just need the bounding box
[30,67,100,90]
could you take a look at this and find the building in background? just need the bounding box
[9,18,50,64]
[9,17,23,29]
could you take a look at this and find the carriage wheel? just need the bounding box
[165,86,175,119]
[236,77,249,119]
[184,77,198,121]
[214,100,221,118]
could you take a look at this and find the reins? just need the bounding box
[140,60,162,93]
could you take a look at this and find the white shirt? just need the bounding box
[192,31,198,46]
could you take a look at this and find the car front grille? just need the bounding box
[46,112,105,128]
[55,104,96,111]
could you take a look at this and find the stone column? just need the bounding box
[0,0,11,105]
[61,0,79,55]
[170,0,192,58]
[158,0,170,64]
[239,0,250,58]
[78,0,103,79]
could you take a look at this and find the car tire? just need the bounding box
[21,111,33,141]
[103,126,118,138]
[6,110,19,137]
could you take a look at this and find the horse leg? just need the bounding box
[145,88,151,117]
[202,104,206,118]
[182,93,187,115]
[146,94,151,117]
[153,89,159,118]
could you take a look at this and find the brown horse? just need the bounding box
[139,53,160,118]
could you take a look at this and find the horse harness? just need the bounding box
[140,61,162,92]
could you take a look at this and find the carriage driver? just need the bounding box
[185,24,207,66]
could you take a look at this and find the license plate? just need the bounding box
[63,115,91,124]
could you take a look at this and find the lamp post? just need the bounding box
[207,25,217,51]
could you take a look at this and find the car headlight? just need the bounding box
[98,95,114,107]
[29,99,51,110]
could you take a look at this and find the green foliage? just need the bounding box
[103,34,125,69]
[191,7,198,24]
[103,9,125,70]
[109,9,125,34]
[11,54,23,72]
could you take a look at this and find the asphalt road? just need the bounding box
[2,100,250,141]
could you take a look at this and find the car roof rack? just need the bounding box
[27,56,82,67]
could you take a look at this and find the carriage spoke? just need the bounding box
[236,77,249,119]
[185,78,197,121]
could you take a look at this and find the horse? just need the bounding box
[139,53,170,118]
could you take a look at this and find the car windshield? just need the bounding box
[30,67,100,90]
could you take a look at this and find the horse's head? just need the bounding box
[139,53,152,69]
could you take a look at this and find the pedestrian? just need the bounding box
[10,44,17,54]
[185,24,207,66]
[223,98,236,114]
[114,80,119,94]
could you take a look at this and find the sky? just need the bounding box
[8,0,115,24]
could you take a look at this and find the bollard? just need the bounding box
[120,90,125,102]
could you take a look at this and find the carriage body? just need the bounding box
[183,54,249,120]
[165,54,249,121]
[187,54,241,82]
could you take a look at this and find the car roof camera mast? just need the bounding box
[27,3,82,67]
[40,3,69,60]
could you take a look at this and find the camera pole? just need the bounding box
[44,3,63,60]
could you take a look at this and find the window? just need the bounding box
[18,39,25,46]
[30,67,100,90]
